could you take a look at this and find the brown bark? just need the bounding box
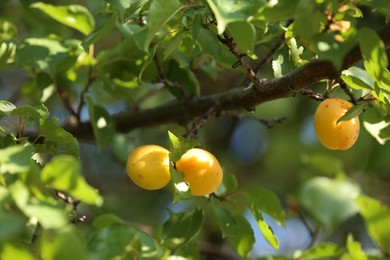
[59,24,390,140]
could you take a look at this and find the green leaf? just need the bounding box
[92,213,125,228]
[166,60,200,96]
[358,27,390,90]
[169,164,192,203]
[227,21,255,54]
[356,196,390,254]
[228,215,255,258]
[247,187,285,226]
[0,100,16,115]
[168,131,199,162]
[163,31,184,60]
[41,155,103,206]
[105,0,131,12]
[161,208,204,250]
[363,108,390,145]
[9,180,68,229]
[300,242,342,259]
[258,0,298,22]
[341,66,374,90]
[41,226,87,260]
[299,177,361,230]
[31,2,95,35]
[144,0,182,49]
[0,100,49,119]
[88,223,162,259]
[15,37,81,77]
[258,218,279,249]
[0,242,36,260]
[312,28,358,69]
[301,154,345,176]
[293,0,326,45]
[206,0,250,35]
[0,20,17,40]
[10,104,49,119]
[215,171,238,196]
[81,13,117,51]
[337,102,368,123]
[38,118,79,157]
[210,198,239,237]
[0,41,16,67]
[341,234,367,260]
[86,96,115,152]
[0,211,26,241]
[0,144,34,174]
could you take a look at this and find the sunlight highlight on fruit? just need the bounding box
[175,148,223,196]
[126,145,171,190]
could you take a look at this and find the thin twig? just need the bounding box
[56,86,78,118]
[76,69,95,121]
[218,32,261,87]
[337,78,358,105]
[183,106,217,139]
[153,53,187,97]
[299,89,325,101]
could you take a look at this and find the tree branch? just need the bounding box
[36,24,390,141]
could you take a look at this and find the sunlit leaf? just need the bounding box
[210,198,239,237]
[358,27,390,90]
[342,66,374,90]
[300,177,361,230]
[168,131,199,162]
[31,2,95,35]
[0,242,36,260]
[206,0,251,35]
[41,155,103,206]
[0,144,34,174]
[337,102,368,123]
[38,118,79,157]
[144,0,182,49]
[247,187,285,226]
[228,215,255,258]
[300,242,343,259]
[341,234,367,260]
[356,196,390,254]
[227,21,255,54]
[9,180,68,229]
[41,226,87,260]
[81,14,117,51]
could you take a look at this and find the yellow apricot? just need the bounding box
[314,98,360,150]
[175,148,223,196]
[126,145,171,190]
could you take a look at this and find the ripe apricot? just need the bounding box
[314,98,360,150]
[126,145,170,190]
[175,148,223,196]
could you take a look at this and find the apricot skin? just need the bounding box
[314,98,360,150]
[126,145,171,190]
[175,148,223,196]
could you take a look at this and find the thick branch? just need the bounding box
[57,24,390,140]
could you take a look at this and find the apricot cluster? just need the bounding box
[126,145,223,196]
[314,98,360,150]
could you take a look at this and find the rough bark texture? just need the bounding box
[62,24,390,140]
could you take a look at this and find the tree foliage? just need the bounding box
[1,0,390,259]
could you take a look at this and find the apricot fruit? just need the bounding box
[175,148,223,196]
[314,98,360,150]
[126,145,171,190]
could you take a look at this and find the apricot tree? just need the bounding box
[1,0,390,259]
